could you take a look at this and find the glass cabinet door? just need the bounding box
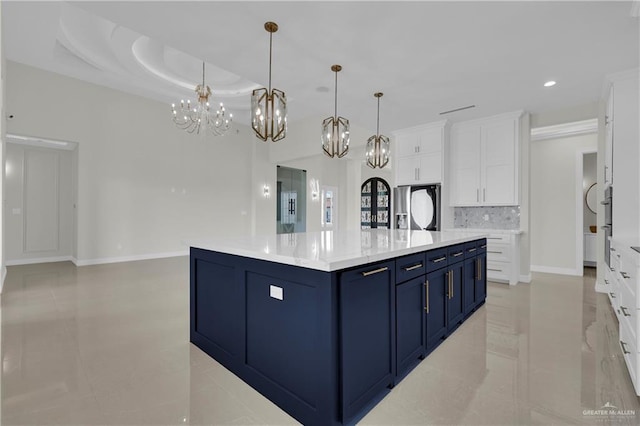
[361,178,390,229]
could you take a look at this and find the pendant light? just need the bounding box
[251,21,287,142]
[321,65,350,158]
[366,92,390,168]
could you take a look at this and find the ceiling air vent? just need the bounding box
[439,105,476,115]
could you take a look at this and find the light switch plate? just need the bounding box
[269,285,283,300]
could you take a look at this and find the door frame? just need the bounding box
[575,148,597,276]
[5,134,79,265]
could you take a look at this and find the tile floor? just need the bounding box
[1,259,639,425]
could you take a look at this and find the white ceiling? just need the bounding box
[3,1,639,132]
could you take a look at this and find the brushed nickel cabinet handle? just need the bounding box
[488,250,503,254]
[476,189,479,202]
[621,340,631,355]
[404,263,423,272]
[468,248,476,253]
[621,272,630,279]
[620,306,631,317]
[609,292,616,298]
[604,279,609,285]
[488,268,502,272]
[451,270,454,298]
[362,267,388,277]
[487,237,502,240]
[483,188,486,202]
[481,244,487,249]
[452,252,463,257]
[424,281,429,313]
[432,256,447,263]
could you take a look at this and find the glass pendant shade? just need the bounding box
[251,87,287,142]
[251,21,287,142]
[366,92,390,168]
[171,62,232,136]
[366,134,390,168]
[322,116,350,158]
[322,64,350,158]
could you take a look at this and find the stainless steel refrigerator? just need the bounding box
[393,184,441,230]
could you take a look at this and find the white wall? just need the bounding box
[1,5,5,290]
[530,133,597,274]
[5,143,75,264]
[6,61,261,264]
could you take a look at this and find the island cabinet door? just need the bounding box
[446,261,465,333]
[340,260,395,424]
[425,267,447,351]
[463,256,477,317]
[475,252,487,305]
[396,276,426,380]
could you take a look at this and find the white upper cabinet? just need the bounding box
[607,69,640,243]
[393,121,447,186]
[450,112,522,206]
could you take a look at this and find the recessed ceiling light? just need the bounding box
[544,80,556,87]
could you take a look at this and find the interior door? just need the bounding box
[361,178,391,229]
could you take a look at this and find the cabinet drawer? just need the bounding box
[486,242,511,262]
[617,248,638,302]
[486,260,510,282]
[425,248,448,272]
[476,239,487,254]
[619,318,639,394]
[486,234,511,244]
[396,252,426,283]
[447,244,465,263]
[464,242,478,259]
[619,280,639,341]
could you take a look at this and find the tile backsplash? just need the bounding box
[454,206,520,230]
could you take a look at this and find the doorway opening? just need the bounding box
[577,150,597,275]
[276,166,306,234]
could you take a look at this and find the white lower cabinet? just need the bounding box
[484,232,520,285]
[610,239,640,395]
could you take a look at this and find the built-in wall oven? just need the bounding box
[602,186,613,267]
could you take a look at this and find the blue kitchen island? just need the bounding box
[190,229,486,425]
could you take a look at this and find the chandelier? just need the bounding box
[171,62,233,136]
[322,64,350,158]
[366,92,390,168]
[251,21,287,142]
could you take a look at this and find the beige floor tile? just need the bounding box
[3,259,640,426]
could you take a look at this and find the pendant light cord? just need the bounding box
[202,62,205,87]
[334,70,338,117]
[268,32,273,93]
[376,96,380,136]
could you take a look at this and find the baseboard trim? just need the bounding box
[530,265,581,276]
[519,273,532,283]
[0,266,7,294]
[72,250,189,266]
[6,256,74,266]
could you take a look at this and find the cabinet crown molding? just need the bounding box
[530,119,597,142]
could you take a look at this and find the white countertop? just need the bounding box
[188,229,487,272]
